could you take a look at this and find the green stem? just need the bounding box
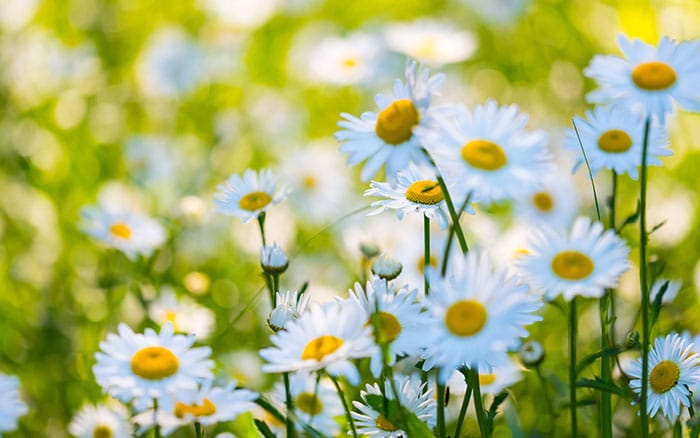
[569,298,578,438]
[330,375,357,438]
[454,380,473,438]
[424,215,430,296]
[689,396,699,438]
[436,176,468,254]
[467,367,489,438]
[283,372,296,438]
[257,213,267,246]
[153,399,161,438]
[440,193,472,277]
[437,382,447,438]
[674,419,682,438]
[194,422,202,438]
[272,273,280,306]
[535,365,556,435]
[640,117,651,438]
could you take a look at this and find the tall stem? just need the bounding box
[194,422,202,438]
[569,298,578,437]
[283,372,296,438]
[467,367,489,438]
[436,176,468,254]
[153,399,161,438]
[440,193,472,277]
[454,383,473,438]
[424,215,430,296]
[436,382,446,438]
[639,117,651,438]
[330,375,357,438]
[257,213,267,246]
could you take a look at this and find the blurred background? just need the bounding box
[1,0,700,435]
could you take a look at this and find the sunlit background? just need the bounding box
[1,0,700,435]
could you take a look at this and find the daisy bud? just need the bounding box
[360,242,380,258]
[260,242,288,274]
[519,340,545,367]
[267,290,310,332]
[371,255,402,281]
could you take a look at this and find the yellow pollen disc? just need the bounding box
[342,57,358,68]
[296,392,323,415]
[239,191,272,211]
[650,360,680,394]
[93,425,113,438]
[375,414,399,431]
[301,335,344,361]
[130,346,179,380]
[416,37,438,58]
[445,300,488,337]
[598,129,633,153]
[405,180,444,205]
[551,251,594,281]
[532,192,554,212]
[371,311,402,343]
[375,98,419,145]
[631,61,677,91]
[479,373,497,386]
[110,222,132,240]
[302,175,317,189]
[417,254,438,274]
[174,398,217,418]
[461,139,508,171]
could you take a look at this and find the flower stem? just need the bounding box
[639,117,651,438]
[194,422,202,438]
[436,381,447,438]
[424,215,430,296]
[153,399,160,438]
[330,375,357,438]
[600,172,616,438]
[440,193,472,277]
[283,372,296,438]
[257,213,267,246]
[467,367,489,438]
[436,176,468,254]
[454,377,473,438]
[535,365,556,435]
[569,298,578,437]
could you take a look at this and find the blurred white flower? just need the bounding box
[0,0,38,32]
[385,20,477,67]
[0,372,28,433]
[68,403,133,438]
[306,33,383,85]
[513,169,579,229]
[149,288,216,340]
[461,0,529,25]
[199,0,278,30]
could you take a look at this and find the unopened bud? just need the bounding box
[360,242,380,259]
[261,242,288,274]
[371,255,402,281]
[519,340,545,367]
[267,290,310,332]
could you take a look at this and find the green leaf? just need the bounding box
[616,200,641,233]
[576,378,631,399]
[575,347,625,376]
[650,280,670,328]
[254,419,276,438]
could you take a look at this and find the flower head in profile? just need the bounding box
[215,169,289,224]
[260,241,289,274]
[0,372,28,434]
[385,20,477,67]
[513,169,579,229]
[336,59,450,181]
[93,323,214,410]
[68,402,133,438]
[566,105,670,179]
[585,35,700,120]
[517,217,630,301]
[148,288,215,340]
[267,290,311,332]
[628,333,700,421]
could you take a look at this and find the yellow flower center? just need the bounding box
[551,251,594,281]
[375,414,399,431]
[301,335,344,361]
[415,37,438,59]
[631,61,677,91]
[445,300,488,337]
[130,346,179,380]
[239,191,272,211]
[405,180,444,205]
[417,254,438,274]
[479,373,497,386]
[370,311,402,343]
[598,129,633,153]
[650,360,680,394]
[461,139,508,171]
[174,398,217,418]
[296,392,323,415]
[342,57,358,68]
[110,222,132,240]
[302,175,317,189]
[93,425,113,438]
[375,98,419,145]
[532,192,554,212]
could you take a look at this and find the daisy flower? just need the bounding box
[68,403,133,438]
[81,206,167,260]
[628,333,700,421]
[566,105,670,179]
[306,33,382,86]
[513,169,579,229]
[270,372,342,435]
[214,168,289,224]
[585,35,700,120]
[384,20,477,67]
[93,323,214,410]
[348,278,432,377]
[365,163,452,229]
[148,288,216,340]
[420,100,551,204]
[446,359,523,396]
[259,300,376,385]
[335,59,450,181]
[352,374,436,437]
[267,290,311,332]
[423,251,543,382]
[0,372,28,433]
[516,217,630,301]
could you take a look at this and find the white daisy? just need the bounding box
[585,34,700,121]
[385,20,477,67]
[348,279,432,377]
[516,217,630,301]
[270,372,342,435]
[628,333,700,421]
[513,169,579,228]
[336,59,450,181]
[0,372,28,433]
[93,323,214,410]
[80,206,167,260]
[365,163,451,229]
[473,360,523,395]
[268,290,311,332]
[423,251,542,382]
[306,33,382,86]
[260,241,289,274]
[420,100,551,204]
[566,105,670,179]
[149,288,216,340]
[352,374,436,437]
[214,168,289,224]
[259,300,376,385]
[68,402,133,438]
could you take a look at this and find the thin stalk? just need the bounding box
[689,396,699,438]
[440,193,472,277]
[272,273,280,307]
[194,422,202,438]
[600,174,616,438]
[674,419,682,438]
[454,383,473,438]
[437,382,447,438]
[436,176,468,254]
[569,298,578,437]
[467,367,489,438]
[283,372,296,438]
[639,117,651,438]
[330,375,357,438]
[257,213,267,246]
[424,215,430,296]
[153,399,161,438]
[535,365,556,435]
